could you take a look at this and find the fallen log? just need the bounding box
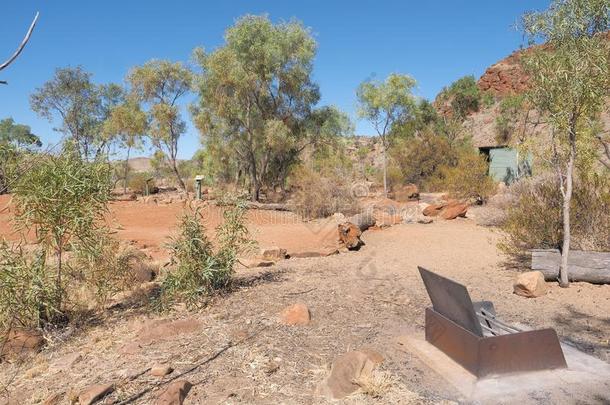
[531,249,610,284]
[338,212,376,250]
[245,202,291,211]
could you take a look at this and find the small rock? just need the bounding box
[423,203,446,217]
[154,380,192,405]
[319,350,384,399]
[1,328,44,357]
[514,271,548,298]
[279,303,311,326]
[260,246,287,261]
[78,383,114,405]
[150,364,174,377]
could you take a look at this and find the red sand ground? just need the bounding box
[0,195,339,261]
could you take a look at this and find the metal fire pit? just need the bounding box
[418,267,567,378]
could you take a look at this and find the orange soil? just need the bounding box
[0,195,339,260]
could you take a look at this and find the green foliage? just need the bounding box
[0,118,41,149]
[0,242,58,330]
[427,147,496,201]
[103,100,148,191]
[30,67,123,160]
[193,15,350,200]
[159,201,254,309]
[128,60,192,190]
[437,75,484,119]
[12,143,113,306]
[357,74,418,141]
[500,172,610,256]
[127,172,157,195]
[290,165,359,219]
[495,94,527,145]
[356,73,418,195]
[389,128,457,186]
[71,233,150,308]
[0,118,41,194]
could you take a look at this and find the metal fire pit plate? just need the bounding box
[418,266,567,378]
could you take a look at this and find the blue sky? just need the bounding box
[1,0,549,159]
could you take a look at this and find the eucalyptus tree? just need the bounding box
[103,100,148,192]
[521,0,610,287]
[192,15,324,201]
[30,67,123,161]
[0,118,41,194]
[127,60,193,191]
[357,73,417,196]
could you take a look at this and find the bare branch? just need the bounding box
[0,12,39,80]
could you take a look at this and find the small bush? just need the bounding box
[499,172,610,257]
[428,149,496,201]
[158,200,254,309]
[290,166,360,219]
[0,241,59,330]
[128,172,157,194]
[71,233,151,309]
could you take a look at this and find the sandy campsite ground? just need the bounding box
[0,197,609,404]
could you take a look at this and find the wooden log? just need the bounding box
[244,202,291,211]
[531,249,610,284]
[338,212,376,250]
[346,212,375,232]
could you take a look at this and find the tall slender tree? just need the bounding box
[357,74,417,197]
[521,0,610,287]
[128,60,192,191]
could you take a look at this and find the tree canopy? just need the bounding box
[192,15,348,200]
[30,67,123,160]
[128,60,193,190]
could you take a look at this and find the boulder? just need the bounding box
[154,380,192,405]
[151,364,174,377]
[514,271,548,298]
[260,247,287,262]
[78,383,114,405]
[423,203,446,217]
[279,303,311,326]
[319,350,384,399]
[440,203,468,220]
[1,328,44,357]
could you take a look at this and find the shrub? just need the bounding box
[12,143,113,309]
[127,172,157,195]
[158,200,254,309]
[428,148,496,201]
[289,165,360,219]
[499,172,610,257]
[0,241,59,330]
[71,232,151,309]
[389,129,457,187]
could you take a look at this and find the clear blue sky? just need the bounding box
[1,0,549,159]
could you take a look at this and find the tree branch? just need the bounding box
[0,12,39,76]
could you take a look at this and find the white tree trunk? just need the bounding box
[382,140,388,198]
[559,135,576,288]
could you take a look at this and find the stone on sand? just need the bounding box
[514,271,547,298]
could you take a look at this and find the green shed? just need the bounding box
[480,147,531,184]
